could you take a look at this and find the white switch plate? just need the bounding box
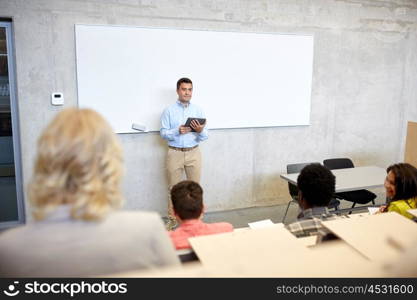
[51,93,64,105]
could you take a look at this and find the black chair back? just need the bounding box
[323,158,354,170]
[323,157,376,209]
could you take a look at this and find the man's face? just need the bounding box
[384,170,396,199]
[177,83,193,103]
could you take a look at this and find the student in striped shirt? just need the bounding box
[285,163,344,241]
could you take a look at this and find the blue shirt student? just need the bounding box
[160,100,208,148]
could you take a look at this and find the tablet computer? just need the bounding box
[184,118,206,132]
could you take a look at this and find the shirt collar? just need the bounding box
[179,219,203,226]
[176,100,190,107]
[299,206,330,219]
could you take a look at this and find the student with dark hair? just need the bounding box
[379,163,417,219]
[169,180,233,250]
[285,163,344,239]
[160,78,209,230]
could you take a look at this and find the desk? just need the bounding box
[111,240,384,278]
[189,226,308,270]
[407,208,417,218]
[187,226,383,277]
[321,212,417,262]
[280,166,386,192]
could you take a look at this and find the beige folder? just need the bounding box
[405,121,417,167]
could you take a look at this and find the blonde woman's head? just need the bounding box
[29,108,124,221]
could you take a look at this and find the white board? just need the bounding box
[75,25,314,133]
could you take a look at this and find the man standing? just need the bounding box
[160,78,208,229]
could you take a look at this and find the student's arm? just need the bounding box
[387,202,412,218]
[378,205,388,213]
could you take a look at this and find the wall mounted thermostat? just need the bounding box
[51,92,64,105]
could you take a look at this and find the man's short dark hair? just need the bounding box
[297,163,335,207]
[171,180,203,220]
[387,163,417,200]
[176,77,193,90]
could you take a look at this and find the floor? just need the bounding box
[202,193,387,228]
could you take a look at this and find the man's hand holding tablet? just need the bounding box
[184,118,206,133]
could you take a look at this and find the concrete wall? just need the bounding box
[1,0,416,217]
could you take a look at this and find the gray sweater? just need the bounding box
[0,206,179,277]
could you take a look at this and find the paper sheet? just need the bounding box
[248,219,277,229]
[368,207,380,215]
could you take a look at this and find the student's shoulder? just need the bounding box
[211,222,234,231]
[0,223,27,243]
[388,200,407,211]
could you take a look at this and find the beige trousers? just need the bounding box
[166,146,202,217]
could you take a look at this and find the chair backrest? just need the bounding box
[323,158,354,170]
[287,162,320,200]
[176,249,199,263]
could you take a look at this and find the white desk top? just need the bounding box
[321,212,417,262]
[407,208,417,218]
[187,226,383,277]
[280,166,386,192]
[189,226,308,269]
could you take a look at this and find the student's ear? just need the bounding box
[173,210,180,221]
[200,204,205,219]
[297,190,303,203]
[298,191,305,208]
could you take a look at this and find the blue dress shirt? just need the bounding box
[160,100,208,148]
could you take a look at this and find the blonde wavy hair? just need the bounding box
[29,108,124,221]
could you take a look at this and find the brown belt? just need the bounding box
[168,145,198,152]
